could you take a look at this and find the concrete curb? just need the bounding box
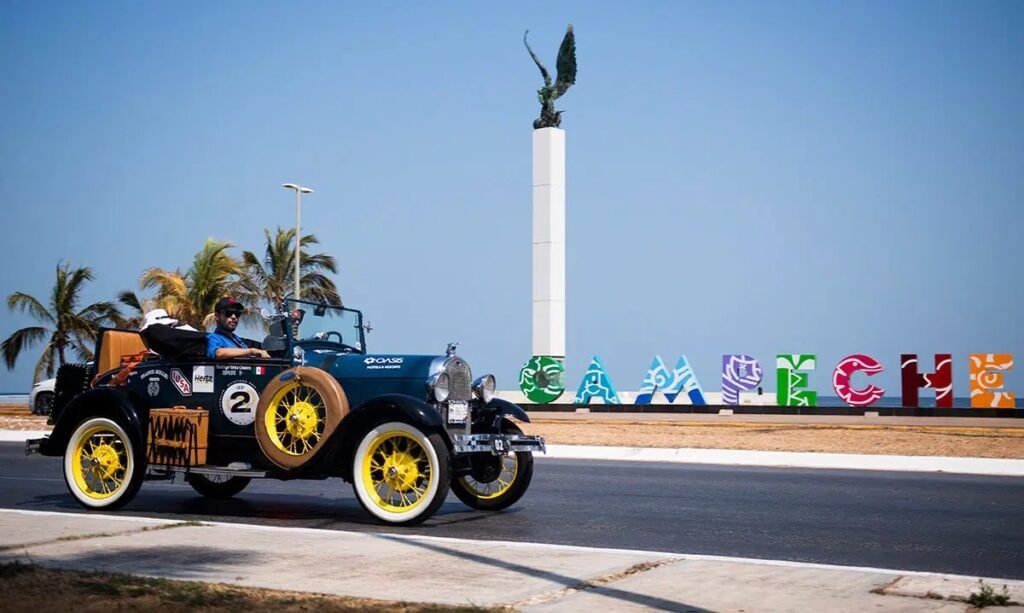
[6,429,1023,476]
[0,430,50,441]
[540,444,1024,476]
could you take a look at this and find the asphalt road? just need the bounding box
[1,442,1021,580]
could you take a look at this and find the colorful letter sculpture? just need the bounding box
[832,354,885,407]
[636,355,707,405]
[721,354,762,405]
[776,354,817,407]
[969,353,1015,408]
[519,356,566,403]
[574,356,621,404]
[901,354,953,408]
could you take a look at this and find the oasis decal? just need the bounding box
[364,356,404,370]
[519,352,1016,409]
[220,381,259,426]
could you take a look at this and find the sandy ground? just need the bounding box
[4,405,1023,459]
[519,419,1024,459]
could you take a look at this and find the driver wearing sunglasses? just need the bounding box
[207,297,270,359]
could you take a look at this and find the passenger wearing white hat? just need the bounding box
[141,309,178,331]
[138,309,203,358]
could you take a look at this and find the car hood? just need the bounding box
[301,352,442,380]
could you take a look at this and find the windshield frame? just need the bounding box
[284,299,366,354]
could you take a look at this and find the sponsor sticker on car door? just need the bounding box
[193,366,214,393]
[170,368,192,396]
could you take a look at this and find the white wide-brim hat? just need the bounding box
[141,308,179,331]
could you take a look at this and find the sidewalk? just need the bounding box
[1,509,1021,612]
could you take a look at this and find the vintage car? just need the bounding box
[26,299,545,526]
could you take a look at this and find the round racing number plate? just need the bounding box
[220,381,259,426]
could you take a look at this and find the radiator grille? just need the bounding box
[445,357,472,402]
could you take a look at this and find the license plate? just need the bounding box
[492,437,508,454]
[447,401,468,424]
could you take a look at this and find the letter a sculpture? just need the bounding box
[524,24,577,129]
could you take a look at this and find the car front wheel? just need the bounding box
[186,474,251,499]
[63,416,144,510]
[351,421,450,526]
[451,420,534,511]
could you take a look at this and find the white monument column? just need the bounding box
[532,127,566,359]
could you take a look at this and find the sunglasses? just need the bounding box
[221,311,241,318]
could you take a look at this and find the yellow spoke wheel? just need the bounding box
[63,416,143,510]
[458,454,519,500]
[352,421,451,525]
[255,367,348,470]
[451,420,535,511]
[364,432,432,511]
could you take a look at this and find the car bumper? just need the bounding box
[25,436,48,456]
[451,433,546,455]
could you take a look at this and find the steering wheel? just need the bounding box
[322,331,343,344]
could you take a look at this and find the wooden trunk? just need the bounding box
[147,406,209,467]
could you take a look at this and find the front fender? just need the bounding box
[41,388,147,457]
[482,397,531,423]
[325,394,444,481]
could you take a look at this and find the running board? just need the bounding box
[148,465,269,479]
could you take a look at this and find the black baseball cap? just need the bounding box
[215,297,245,314]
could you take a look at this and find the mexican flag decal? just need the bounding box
[256,366,265,375]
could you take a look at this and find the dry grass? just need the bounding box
[0,561,504,613]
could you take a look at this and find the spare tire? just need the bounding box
[255,367,349,469]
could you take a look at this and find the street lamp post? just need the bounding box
[282,183,314,300]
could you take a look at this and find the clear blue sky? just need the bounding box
[1,1,1021,399]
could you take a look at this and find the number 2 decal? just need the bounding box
[221,381,259,426]
[230,391,251,412]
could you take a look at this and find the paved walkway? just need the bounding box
[2,510,1023,612]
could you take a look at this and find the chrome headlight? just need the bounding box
[473,374,496,404]
[427,372,450,403]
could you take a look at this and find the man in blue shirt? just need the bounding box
[207,297,269,359]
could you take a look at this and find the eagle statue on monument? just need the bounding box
[524,24,577,129]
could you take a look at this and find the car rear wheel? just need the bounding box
[351,421,450,525]
[255,367,349,470]
[33,392,54,416]
[451,420,534,511]
[63,416,144,510]
[186,474,251,499]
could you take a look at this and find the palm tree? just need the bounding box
[241,227,341,309]
[113,290,171,329]
[3,262,121,383]
[140,239,246,329]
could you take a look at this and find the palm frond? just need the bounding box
[117,290,143,312]
[6,292,54,324]
[2,326,48,370]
